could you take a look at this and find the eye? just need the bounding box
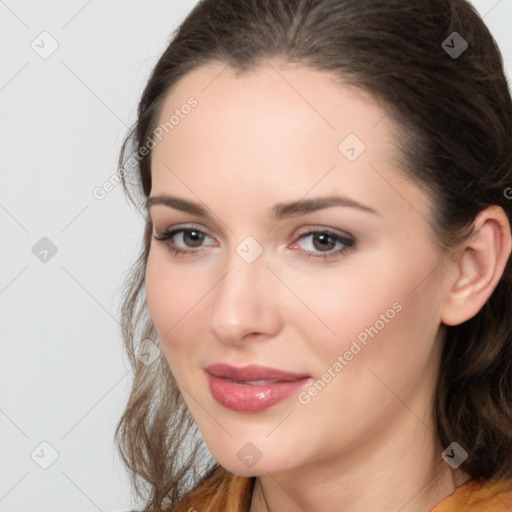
[152,226,217,256]
[152,225,355,261]
[291,229,355,260]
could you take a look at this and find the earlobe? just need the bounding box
[440,206,512,327]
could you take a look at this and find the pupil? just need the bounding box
[313,233,335,251]
[185,230,204,247]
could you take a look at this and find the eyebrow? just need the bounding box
[146,194,380,219]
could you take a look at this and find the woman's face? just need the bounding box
[145,61,453,476]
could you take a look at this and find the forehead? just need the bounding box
[149,60,431,227]
[153,60,393,154]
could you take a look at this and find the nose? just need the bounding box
[206,253,282,346]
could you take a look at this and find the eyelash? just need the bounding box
[152,226,355,261]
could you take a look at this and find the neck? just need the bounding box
[249,396,469,512]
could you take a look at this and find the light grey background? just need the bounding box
[1,1,511,511]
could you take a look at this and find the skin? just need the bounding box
[144,60,512,512]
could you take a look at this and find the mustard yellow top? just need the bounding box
[428,478,512,512]
[173,467,512,512]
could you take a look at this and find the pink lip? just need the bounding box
[205,363,310,381]
[204,363,312,413]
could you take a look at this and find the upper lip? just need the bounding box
[205,363,310,382]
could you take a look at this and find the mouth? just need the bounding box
[204,363,313,412]
[221,378,282,385]
[204,362,311,382]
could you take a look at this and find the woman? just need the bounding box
[115,0,512,510]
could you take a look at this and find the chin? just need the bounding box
[212,451,292,478]
[225,465,260,478]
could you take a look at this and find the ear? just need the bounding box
[441,205,512,326]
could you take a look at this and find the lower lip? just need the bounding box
[207,374,312,412]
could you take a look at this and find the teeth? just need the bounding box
[224,378,278,385]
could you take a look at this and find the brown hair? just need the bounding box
[114,0,512,510]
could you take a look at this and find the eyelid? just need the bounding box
[292,225,354,242]
[152,224,219,255]
[153,223,217,240]
[288,226,355,258]
[153,222,355,261]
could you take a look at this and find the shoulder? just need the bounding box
[430,478,512,512]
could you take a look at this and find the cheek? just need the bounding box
[145,250,199,345]
[145,249,214,376]
[289,252,441,381]
[277,258,402,356]
[145,250,174,333]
